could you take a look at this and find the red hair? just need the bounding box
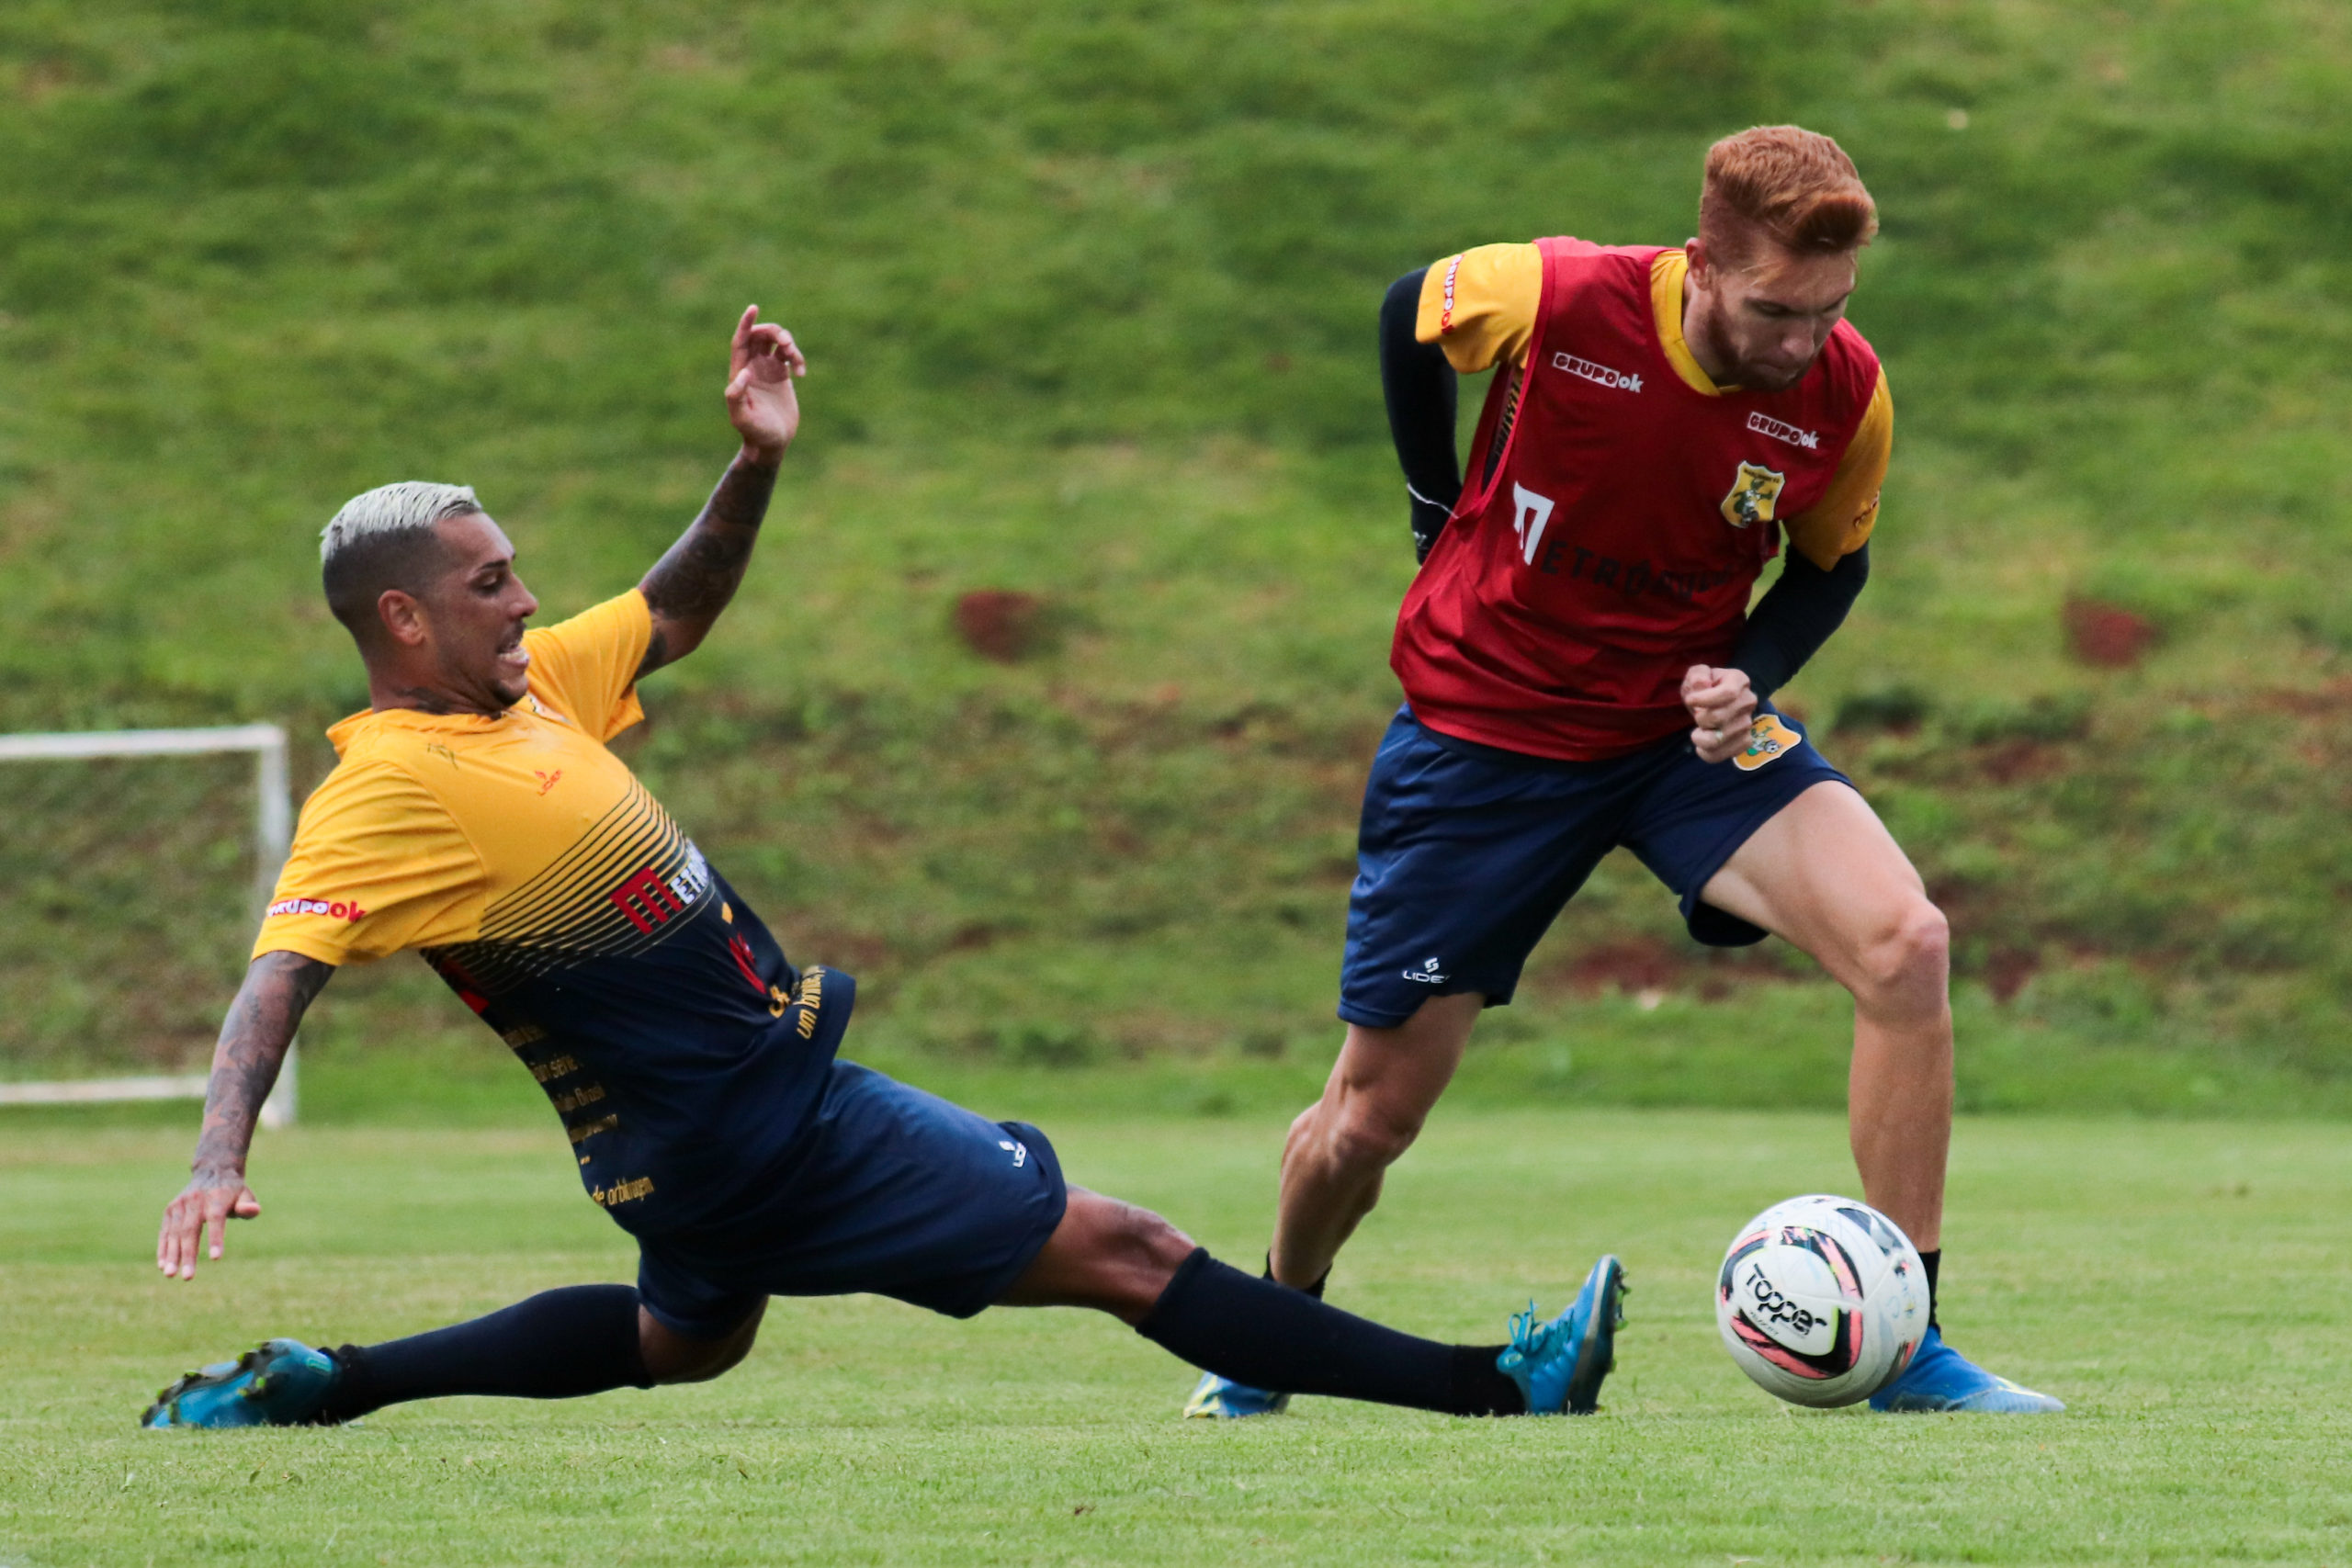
[1698,126,1877,267]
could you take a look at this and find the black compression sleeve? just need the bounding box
[1729,542,1871,701]
[1380,267,1461,562]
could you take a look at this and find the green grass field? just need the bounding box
[6,5,2351,1562]
[6,1100,2347,1566]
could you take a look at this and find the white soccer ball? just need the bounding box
[1715,1194,1930,1407]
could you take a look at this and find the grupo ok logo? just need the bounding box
[268,896,368,922]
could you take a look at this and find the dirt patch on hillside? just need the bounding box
[1975,738,2071,784]
[2064,597,2160,667]
[954,590,1051,662]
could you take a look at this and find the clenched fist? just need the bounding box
[1681,664,1758,763]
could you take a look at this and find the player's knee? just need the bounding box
[1327,1098,1424,1175]
[1083,1199,1193,1322]
[1856,899,1950,1010]
[1104,1200,1194,1280]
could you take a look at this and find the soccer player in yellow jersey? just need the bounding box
[1186,128,2061,1417]
[144,310,1627,1430]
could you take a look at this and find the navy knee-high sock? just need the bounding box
[1140,1250,1523,1416]
[318,1284,652,1424]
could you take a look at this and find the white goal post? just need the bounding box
[0,724,299,1127]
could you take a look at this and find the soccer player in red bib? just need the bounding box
[1188,127,2061,1417]
[141,310,1628,1434]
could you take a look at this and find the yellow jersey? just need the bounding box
[257,591,849,1235]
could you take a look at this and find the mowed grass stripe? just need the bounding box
[3,1109,2346,1565]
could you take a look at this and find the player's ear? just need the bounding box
[378,588,429,648]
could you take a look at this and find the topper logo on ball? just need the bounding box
[1740,1266,1825,1342]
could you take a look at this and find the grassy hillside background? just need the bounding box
[4,0,2349,1118]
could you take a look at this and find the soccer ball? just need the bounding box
[1715,1194,1929,1407]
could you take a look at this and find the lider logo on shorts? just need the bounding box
[1402,955,1450,985]
[267,895,368,922]
[1735,715,1805,773]
[1719,461,1787,529]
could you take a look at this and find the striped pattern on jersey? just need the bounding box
[427,777,716,995]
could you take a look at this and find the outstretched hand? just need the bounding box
[157,1172,262,1280]
[725,306,805,465]
[1682,664,1758,763]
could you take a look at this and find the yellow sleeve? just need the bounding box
[252,760,485,966]
[1416,243,1544,376]
[522,589,654,742]
[1782,367,1892,570]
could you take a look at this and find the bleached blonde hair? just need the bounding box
[320,480,481,564]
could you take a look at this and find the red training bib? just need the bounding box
[1392,239,1881,760]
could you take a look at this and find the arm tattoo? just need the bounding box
[644,522,757,624]
[638,455,778,676]
[702,451,779,533]
[190,953,333,1180]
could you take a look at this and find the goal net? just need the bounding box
[0,726,297,1125]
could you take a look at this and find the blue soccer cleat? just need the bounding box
[1497,1253,1627,1416]
[141,1338,341,1429]
[1183,1370,1292,1419]
[1869,1325,2064,1414]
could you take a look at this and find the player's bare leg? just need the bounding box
[1698,779,2055,1412]
[995,1188,1199,1321]
[1696,778,1951,1249]
[1268,990,1484,1290]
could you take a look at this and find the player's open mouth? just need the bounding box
[498,641,531,671]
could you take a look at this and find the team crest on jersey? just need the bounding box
[1719,462,1788,529]
[1734,714,1805,773]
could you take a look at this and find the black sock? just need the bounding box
[319,1284,652,1424]
[1919,1248,1941,1330]
[1144,1249,1524,1416]
[1262,1253,1329,1301]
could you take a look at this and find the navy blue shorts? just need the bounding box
[1338,704,1851,1029]
[634,1061,1069,1338]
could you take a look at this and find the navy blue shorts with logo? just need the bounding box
[634,1060,1069,1338]
[1338,704,1851,1029]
